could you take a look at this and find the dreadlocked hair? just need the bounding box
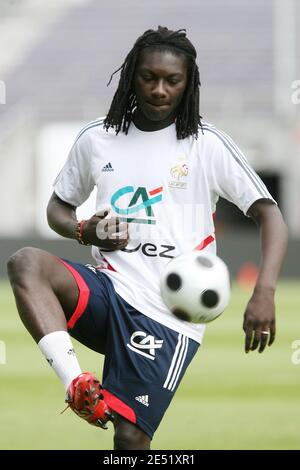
[103,26,202,139]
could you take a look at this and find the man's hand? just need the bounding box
[243,286,276,354]
[81,208,129,251]
[243,201,288,354]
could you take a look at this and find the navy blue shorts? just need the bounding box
[61,259,199,439]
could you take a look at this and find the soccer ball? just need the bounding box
[160,251,231,324]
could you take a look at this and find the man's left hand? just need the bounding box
[243,287,276,353]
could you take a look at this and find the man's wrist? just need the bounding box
[75,220,91,246]
[253,283,276,295]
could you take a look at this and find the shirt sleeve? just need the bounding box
[53,128,94,207]
[204,126,276,215]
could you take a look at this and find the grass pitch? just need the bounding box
[0,280,299,450]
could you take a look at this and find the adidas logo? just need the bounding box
[135,395,149,407]
[102,162,114,172]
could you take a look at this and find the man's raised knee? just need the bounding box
[7,247,42,287]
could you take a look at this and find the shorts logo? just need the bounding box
[85,264,98,274]
[135,395,149,407]
[127,331,163,361]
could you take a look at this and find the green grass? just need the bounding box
[0,280,299,449]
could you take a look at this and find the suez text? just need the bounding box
[102,453,195,466]
[121,243,175,258]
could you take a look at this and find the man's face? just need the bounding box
[134,49,188,129]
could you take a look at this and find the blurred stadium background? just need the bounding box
[0,0,299,450]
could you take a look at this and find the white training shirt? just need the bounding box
[54,118,275,344]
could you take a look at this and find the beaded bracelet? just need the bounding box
[75,220,91,246]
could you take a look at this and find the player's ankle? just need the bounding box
[38,331,82,390]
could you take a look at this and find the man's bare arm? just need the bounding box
[47,192,78,239]
[47,191,128,250]
[243,199,288,353]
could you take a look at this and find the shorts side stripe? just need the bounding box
[102,389,136,424]
[163,334,183,389]
[168,336,188,391]
[60,260,90,329]
[164,334,188,391]
[170,337,189,391]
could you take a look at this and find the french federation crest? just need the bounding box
[169,156,188,189]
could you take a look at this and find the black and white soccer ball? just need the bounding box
[160,251,231,324]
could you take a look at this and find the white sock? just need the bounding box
[38,331,82,390]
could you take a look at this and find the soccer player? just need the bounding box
[7,27,288,450]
